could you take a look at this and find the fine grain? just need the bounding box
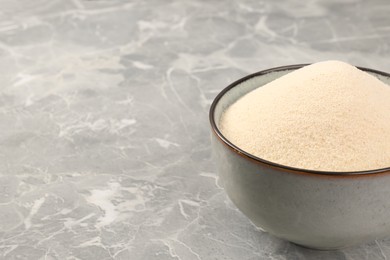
[221,61,390,171]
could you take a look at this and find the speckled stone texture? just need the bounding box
[0,0,389,259]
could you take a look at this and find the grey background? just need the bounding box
[0,0,389,259]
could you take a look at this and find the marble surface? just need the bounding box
[0,0,390,259]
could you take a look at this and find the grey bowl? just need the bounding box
[209,64,390,250]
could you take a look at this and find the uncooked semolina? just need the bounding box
[220,61,390,171]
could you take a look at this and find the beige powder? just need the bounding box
[220,61,390,171]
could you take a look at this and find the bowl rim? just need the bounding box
[209,63,390,176]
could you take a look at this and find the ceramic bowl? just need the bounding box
[209,64,390,250]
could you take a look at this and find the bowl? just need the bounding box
[209,64,390,250]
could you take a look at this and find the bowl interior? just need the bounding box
[213,66,390,128]
[211,64,390,175]
[214,69,294,129]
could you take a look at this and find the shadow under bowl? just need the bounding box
[209,64,390,250]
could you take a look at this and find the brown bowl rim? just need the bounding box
[209,63,390,176]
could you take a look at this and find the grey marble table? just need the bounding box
[0,0,390,259]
